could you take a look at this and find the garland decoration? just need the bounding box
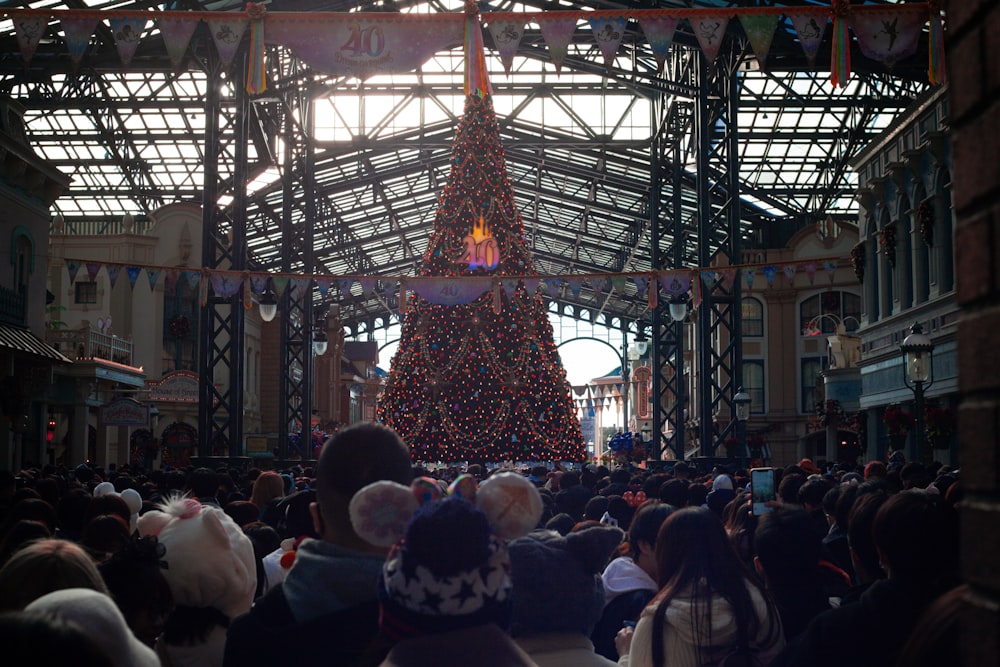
[168,315,191,339]
[917,200,934,247]
[878,224,897,268]
[850,243,865,284]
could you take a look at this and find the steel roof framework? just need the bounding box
[0,0,932,456]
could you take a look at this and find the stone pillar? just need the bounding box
[946,1,1000,665]
[70,380,91,466]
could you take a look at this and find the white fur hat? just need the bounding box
[26,588,159,667]
[137,495,256,620]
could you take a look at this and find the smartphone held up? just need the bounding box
[750,467,776,516]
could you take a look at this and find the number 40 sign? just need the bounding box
[460,215,501,271]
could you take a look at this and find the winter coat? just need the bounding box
[618,581,784,667]
[517,632,619,667]
[592,557,659,660]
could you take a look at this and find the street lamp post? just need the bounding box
[668,298,688,460]
[733,387,751,458]
[900,322,935,464]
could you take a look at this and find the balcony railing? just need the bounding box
[47,326,135,366]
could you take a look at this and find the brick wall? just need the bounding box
[946,1,1000,665]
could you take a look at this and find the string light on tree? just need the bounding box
[375,4,585,463]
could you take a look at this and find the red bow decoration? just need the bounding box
[623,490,647,508]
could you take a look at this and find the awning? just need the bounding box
[0,324,72,364]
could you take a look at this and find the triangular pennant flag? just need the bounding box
[157,16,199,69]
[249,273,268,295]
[690,272,703,308]
[60,16,100,66]
[109,15,147,67]
[928,13,946,86]
[66,260,82,283]
[337,278,354,295]
[146,268,160,291]
[10,10,48,65]
[126,266,142,289]
[86,262,102,282]
[720,268,737,289]
[691,15,730,63]
[639,16,678,73]
[245,2,267,95]
[199,272,210,307]
[788,10,829,68]
[783,265,797,286]
[762,265,777,288]
[315,277,332,299]
[659,272,691,297]
[358,278,376,295]
[823,260,838,283]
[804,261,818,285]
[610,275,627,294]
[744,267,756,290]
[206,17,249,72]
[410,277,492,305]
[272,275,290,297]
[566,277,584,297]
[593,277,610,298]
[501,279,520,297]
[545,279,560,298]
[739,13,779,69]
[538,17,577,73]
[486,20,525,76]
[700,270,717,292]
[291,277,311,295]
[106,264,121,289]
[185,270,201,291]
[851,7,925,68]
[633,274,648,295]
[588,16,627,71]
[210,271,243,298]
[523,278,541,294]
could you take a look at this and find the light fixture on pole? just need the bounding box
[258,283,278,323]
[312,309,329,357]
[900,322,934,463]
[733,386,752,459]
[667,297,688,460]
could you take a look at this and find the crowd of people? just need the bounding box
[0,422,962,666]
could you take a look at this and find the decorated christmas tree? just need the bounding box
[376,5,585,463]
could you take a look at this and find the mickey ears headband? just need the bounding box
[349,472,544,547]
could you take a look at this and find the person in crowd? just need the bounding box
[657,479,688,509]
[842,488,890,603]
[0,538,110,611]
[0,518,52,566]
[242,521,282,600]
[223,500,260,528]
[138,494,256,667]
[686,482,707,509]
[705,473,735,517]
[894,583,967,667]
[797,477,833,542]
[25,588,160,667]
[753,506,836,642]
[820,483,857,579]
[80,514,132,561]
[777,473,806,506]
[615,507,784,667]
[249,471,285,528]
[592,501,675,661]
[509,524,624,666]
[55,488,92,542]
[223,422,414,667]
[0,497,58,541]
[772,490,960,667]
[358,474,543,667]
[0,607,115,667]
[555,470,593,522]
[98,535,175,648]
[186,467,221,507]
[863,461,887,482]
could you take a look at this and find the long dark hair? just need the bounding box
[648,507,779,667]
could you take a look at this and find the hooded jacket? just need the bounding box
[618,581,784,667]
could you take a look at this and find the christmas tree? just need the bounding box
[376,5,586,463]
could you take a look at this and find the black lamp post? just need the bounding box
[668,298,688,460]
[900,322,934,464]
[733,386,752,458]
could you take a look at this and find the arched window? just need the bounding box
[799,291,861,334]
[741,297,764,337]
